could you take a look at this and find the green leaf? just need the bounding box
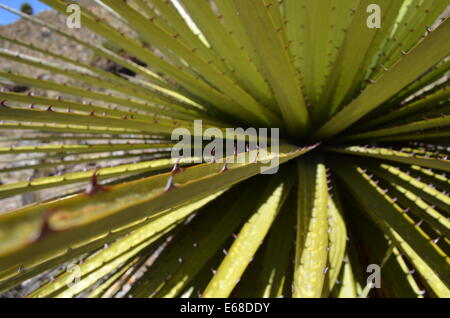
[0,191,225,292]
[0,145,311,274]
[325,146,450,172]
[232,0,311,137]
[293,157,329,297]
[342,115,450,141]
[0,158,174,199]
[319,0,401,118]
[322,194,347,296]
[315,17,450,139]
[178,0,277,108]
[362,87,450,129]
[330,159,450,295]
[30,190,226,297]
[203,168,294,297]
[152,177,274,298]
[255,192,296,298]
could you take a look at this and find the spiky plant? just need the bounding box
[0,0,449,298]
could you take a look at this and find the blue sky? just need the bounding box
[0,0,50,25]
